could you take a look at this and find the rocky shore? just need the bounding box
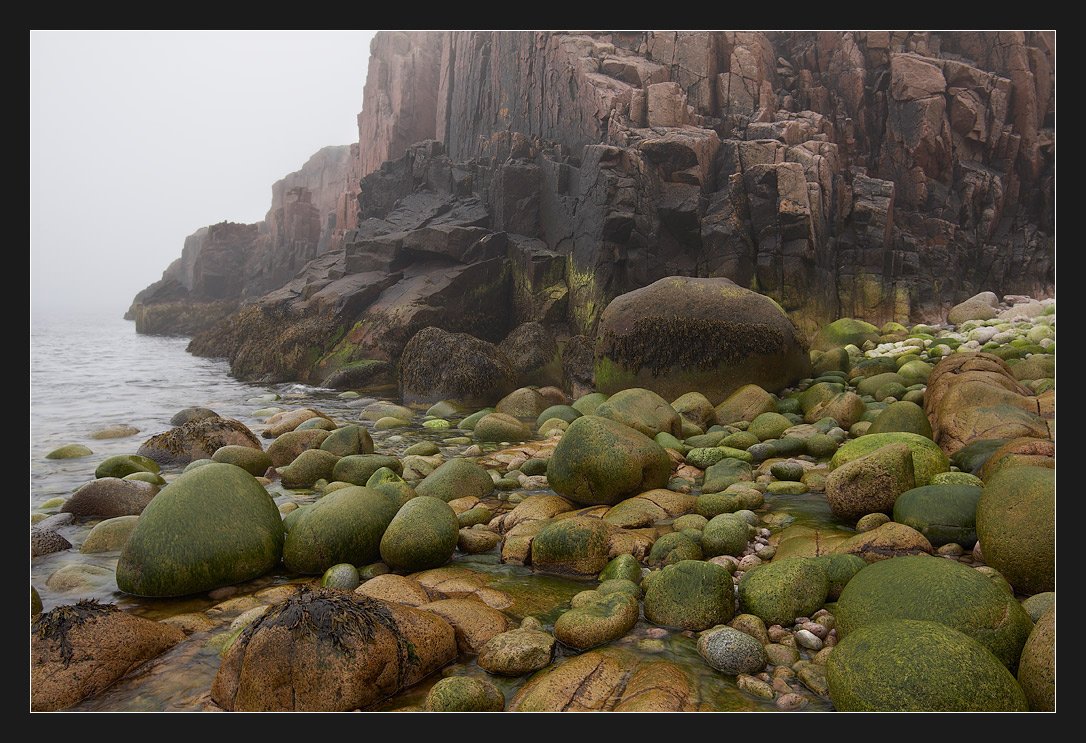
[33,291,1055,712]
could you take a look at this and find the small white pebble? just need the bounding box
[795,629,823,650]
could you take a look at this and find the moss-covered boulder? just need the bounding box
[266,429,331,467]
[892,484,982,548]
[697,625,768,675]
[546,416,671,506]
[1017,607,1055,711]
[415,458,493,502]
[669,392,715,430]
[399,327,515,406]
[80,515,139,553]
[116,463,283,596]
[593,388,682,438]
[62,478,158,520]
[319,425,374,457]
[331,454,402,487]
[137,417,262,467]
[831,432,949,486]
[46,444,93,460]
[473,412,533,443]
[804,392,866,429]
[425,676,505,712]
[1021,593,1055,623]
[835,556,1033,670]
[365,467,416,506]
[278,449,341,489]
[94,454,160,480]
[833,522,933,563]
[813,318,879,351]
[379,496,459,573]
[737,558,829,625]
[554,590,640,650]
[825,443,916,521]
[827,619,1028,711]
[867,401,933,438]
[283,486,399,574]
[702,458,752,494]
[530,517,614,577]
[536,405,582,430]
[212,445,272,476]
[713,384,777,425]
[748,412,793,441]
[571,392,609,416]
[643,560,735,631]
[976,466,1055,595]
[599,554,642,584]
[594,277,810,405]
[647,532,703,566]
[701,513,750,558]
[320,563,361,591]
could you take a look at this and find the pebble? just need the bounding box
[777,633,797,649]
[772,677,794,695]
[767,625,789,643]
[738,555,763,571]
[798,621,828,640]
[795,629,823,650]
[644,627,669,639]
[637,639,667,653]
[823,630,837,647]
[737,674,775,700]
[775,693,809,711]
[815,614,835,632]
[937,543,965,556]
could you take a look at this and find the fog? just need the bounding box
[30,30,375,317]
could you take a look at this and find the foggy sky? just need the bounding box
[30,30,376,316]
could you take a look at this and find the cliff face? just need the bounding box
[127,145,351,334]
[134,30,1054,388]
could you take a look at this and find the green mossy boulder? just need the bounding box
[80,515,140,553]
[827,619,1028,711]
[1017,607,1055,711]
[458,408,495,431]
[1020,593,1055,623]
[415,458,494,502]
[697,625,768,675]
[713,384,777,425]
[748,412,792,441]
[892,484,982,548]
[116,463,283,596]
[976,466,1055,595]
[379,496,459,572]
[812,553,867,600]
[571,393,609,416]
[366,467,417,506]
[331,454,402,486]
[278,449,341,489]
[737,558,829,625]
[867,401,933,438]
[320,563,360,590]
[825,443,916,521]
[46,444,93,460]
[671,392,716,430]
[546,416,671,506]
[530,517,614,577]
[94,454,160,480]
[211,445,272,476]
[595,388,682,438]
[536,405,582,429]
[554,590,640,650]
[474,412,533,443]
[831,432,949,486]
[319,425,374,457]
[599,554,642,584]
[701,514,750,558]
[647,532,703,566]
[282,486,399,574]
[835,556,1033,670]
[643,560,735,631]
[812,318,880,351]
[424,676,505,712]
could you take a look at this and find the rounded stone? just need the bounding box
[425,676,505,712]
[697,625,768,675]
[866,401,933,438]
[283,486,400,574]
[594,387,682,438]
[701,514,750,558]
[812,553,867,600]
[320,563,361,591]
[45,444,93,460]
[415,458,494,503]
[643,560,735,631]
[830,432,949,486]
[827,619,1028,711]
[1017,607,1055,711]
[62,478,158,520]
[474,412,532,443]
[737,558,829,626]
[554,590,640,650]
[976,466,1054,595]
[1020,592,1055,623]
[80,515,139,553]
[892,484,982,548]
[278,449,341,489]
[648,532,703,566]
[380,496,459,573]
[599,554,642,584]
[94,454,160,480]
[116,463,284,597]
[835,555,1033,670]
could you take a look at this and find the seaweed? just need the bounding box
[33,599,120,667]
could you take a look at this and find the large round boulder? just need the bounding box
[643,559,734,630]
[976,466,1055,595]
[137,417,262,467]
[318,425,374,457]
[812,318,880,351]
[530,517,614,577]
[1017,607,1055,711]
[473,412,533,443]
[594,388,682,438]
[546,415,671,506]
[834,556,1033,670]
[415,458,494,502]
[212,445,272,476]
[400,327,515,406]
[866,401,933,438]
[892,484,982,548]
[62,478,158,520]
[830,432,949,486]
[696,625,768,675]
[283,486,400,574]
[425,675,506,712]
[211,588,457,711]
[828,619,1027,711]
[116,463,284,597]
[594,277,810,404]
[500,322,561,388]
[824,443,916,522]
[94,454,159,480]
[278,449,340,489]
[713,384,777,425]
[737,558,828,625]
[379,496,460,572]
[554,590,640,650]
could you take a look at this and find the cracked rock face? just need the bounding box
[133,31,1053,393]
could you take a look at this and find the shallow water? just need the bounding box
[32,310,841,712]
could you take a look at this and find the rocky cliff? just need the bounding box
[127,145,352,334]
[133,30,1054,391]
